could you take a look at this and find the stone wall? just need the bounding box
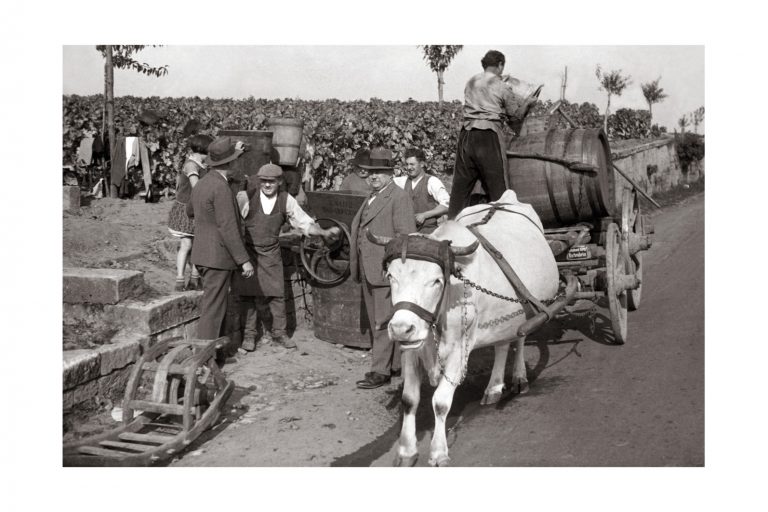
[610,137,705,206]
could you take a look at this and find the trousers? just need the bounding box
[360,266,400,376]
[197,266,233,340]
[240,295,287,340]
[448,128,508,218]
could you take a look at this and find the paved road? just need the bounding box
[367,193,705,466]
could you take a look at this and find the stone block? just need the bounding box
[63,268,145,305]
[150,323,187,344]
[63,186,80,210]
[184,319,200,340]
[105,292,202,335]
[63,350,101,390]
[98,338,142,376]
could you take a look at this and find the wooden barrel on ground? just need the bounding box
[218,130,275,193]
[506,128,616,228]
[304,190,371,348]
[266,118,304,167]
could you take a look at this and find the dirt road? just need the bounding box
[169,193,704,467]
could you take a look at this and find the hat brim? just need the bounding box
[358,164,394,171]
[204,148,243,167]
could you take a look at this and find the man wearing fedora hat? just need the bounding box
[350,147,417,389]
[187,137,254,340]
[340,148,372,193]
[233,163,340,351]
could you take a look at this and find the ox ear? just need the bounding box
[450,239,479,256]
[366,229,392,246]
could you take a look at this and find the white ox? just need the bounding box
[371,191,559,466]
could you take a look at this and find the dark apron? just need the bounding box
[405,176,439,233]
[232,192,288,297]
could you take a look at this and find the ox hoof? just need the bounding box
[481,390,503,405]
[394,454,419,467]
[511,377,529,395]
[429,455,451,467]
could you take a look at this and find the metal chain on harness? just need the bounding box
[451,267,563,306]
[433,280,473,387]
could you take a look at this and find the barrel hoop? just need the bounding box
[583,133,601,217]
[561,128,580,221]
[543,128,563,225]
[595,132,613,215]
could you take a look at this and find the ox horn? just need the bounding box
[366,229,392,246]
[450,239,479,256]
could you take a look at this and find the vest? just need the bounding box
[405,176,438,233]
[244,191,289,248]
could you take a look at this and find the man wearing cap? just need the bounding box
[393,148,450,234]
[186,137,254,340]
[350,147,417,389]
[339,149,372,193]
[234,163,340,351]
[448,49,538,218]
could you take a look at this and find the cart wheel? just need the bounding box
[300,217,351,286]
[621,188,642,311]
[605,223,628,344]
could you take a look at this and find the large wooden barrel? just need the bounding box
[304,190,371,348]
[506,128,616,228]
[218,130,276,192]
[266,118,304,167]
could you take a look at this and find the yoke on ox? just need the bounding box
[367,190,571,467]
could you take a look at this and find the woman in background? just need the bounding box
[167,134,213,291]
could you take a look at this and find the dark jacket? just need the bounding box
[350,183,417,286]
[187,170,249,270]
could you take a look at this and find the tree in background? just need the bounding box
[640,76,668,129]
[678,114,690,136]
[95,46,168,159]
[595,65,632,135]
[419,45,463,106]
[692,106,705,134]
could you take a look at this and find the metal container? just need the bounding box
[506,128,616,228]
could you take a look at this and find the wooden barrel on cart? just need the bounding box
[266,118,304,167]
[506,128,616,228]
[218,130,276,193]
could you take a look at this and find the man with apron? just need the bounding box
[393,147,449,234]
[234,164,340,351]
[447,49,539,218]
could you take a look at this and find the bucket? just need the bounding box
[266,118,304,166]
[506,128,616,228]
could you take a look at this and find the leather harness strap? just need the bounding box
[391,301,438,325]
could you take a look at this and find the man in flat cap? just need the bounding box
[234,163,340,351]
[187,137,254,340]
[350,147,417,389]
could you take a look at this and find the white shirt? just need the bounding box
[237,191,316,236]
[393,175,450,207]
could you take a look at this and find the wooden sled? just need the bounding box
[63,336,234,467]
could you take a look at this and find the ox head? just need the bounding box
[366,230,478,350]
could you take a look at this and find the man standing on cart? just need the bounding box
[447,49,539,218]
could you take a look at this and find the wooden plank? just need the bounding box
[144,422,183,430]
[152,345,192,402]
[77,446,127,458]
[118,432,175,444]
[142,362,188,375]
[99,440,157,453]
[126,400,185,416]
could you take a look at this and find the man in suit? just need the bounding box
[187,137,254,340]
[350,147,417,389]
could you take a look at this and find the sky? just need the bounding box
[62,45,704,132]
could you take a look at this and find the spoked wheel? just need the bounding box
[605,222,629,344]
[300,217,352,286]
[621,188,643,311]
